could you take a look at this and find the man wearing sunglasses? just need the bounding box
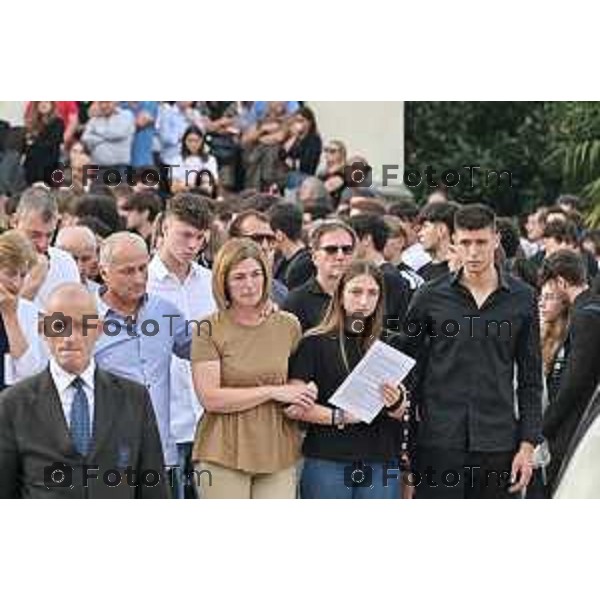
[283,220,357,331]
[228,209,288,306]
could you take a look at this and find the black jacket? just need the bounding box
[543,291,600,485]
[0,367,167,499]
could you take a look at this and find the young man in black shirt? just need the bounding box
[399,204,543,499]
[269,201,315,291]
[539,250,600,492]
[348,213,411,331]
[416,201,458,282]
[283,220,356,331]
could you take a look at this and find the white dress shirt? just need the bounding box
[402,242,432,272]
[147,254,216,444]
[3,298,48,385]
[49,357,96,428]
[32,247,81,311]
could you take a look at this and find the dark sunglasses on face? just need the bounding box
[246,233,276,245]
[320,244,354,256]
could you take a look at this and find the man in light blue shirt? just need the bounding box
[94,232,197,478]
[252,101,300,121]
[120,101,159,168]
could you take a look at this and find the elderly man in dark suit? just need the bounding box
[0,282,167,498]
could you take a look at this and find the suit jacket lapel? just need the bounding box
[88,369,117,461]
[37,368,73,454]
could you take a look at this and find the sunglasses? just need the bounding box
[246,233,276,245]
[320,244,354,256]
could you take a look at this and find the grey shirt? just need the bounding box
[82,108,135,166]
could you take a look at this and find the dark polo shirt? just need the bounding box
[282,276,330,332]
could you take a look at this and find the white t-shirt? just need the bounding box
[3,298,48,385]
[172,155,219,185]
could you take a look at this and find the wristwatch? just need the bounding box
[332,407,346,430]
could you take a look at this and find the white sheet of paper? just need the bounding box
[328,340,416,424]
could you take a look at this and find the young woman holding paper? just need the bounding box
[286,260,410,499]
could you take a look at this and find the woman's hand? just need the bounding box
[381,382,409,421]
[271,382,318,410]
[381,382,402,407]
[283,404,308,420]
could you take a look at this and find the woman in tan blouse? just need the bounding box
[191,238,317,498]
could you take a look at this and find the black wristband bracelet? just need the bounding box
[385,399,404,413]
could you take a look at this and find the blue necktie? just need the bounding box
[70,377,91,455]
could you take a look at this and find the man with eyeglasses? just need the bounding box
[228,209,288,305]
[283,220,357,331]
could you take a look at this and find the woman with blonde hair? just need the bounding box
[191,238,317,498]
[318,139,347,206]
[286,260,409,499]
[0,230,47,389]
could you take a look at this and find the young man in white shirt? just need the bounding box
[12,186,80,310]
[147,192,216,498]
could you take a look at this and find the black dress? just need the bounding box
[287,133,322,175]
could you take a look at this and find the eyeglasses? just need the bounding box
[246,233,276,246]
[324,147,340,154]
[320,244,354,256]
[539,293,563,303]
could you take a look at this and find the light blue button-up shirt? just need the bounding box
[94,292,192,467]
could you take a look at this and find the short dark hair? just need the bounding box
[124,191,163,222]
[419,201,459,235]
[542,220,578,246]
[388,199,419,222]
[229,209,270,238]
[268,202,303,241]
[239,193,281,213]
[76,215,112,239]
[454,204,496,232]
[73,194,122,234]
[496,217,521,260]
[309,219,357,250]
[165,193,212,231]
[582,229,600,256]
[539,249,587,287]
[545,206,568,222]
[347,213,389,252]
[556,194,582,211]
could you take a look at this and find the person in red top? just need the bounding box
[25,101,79,149]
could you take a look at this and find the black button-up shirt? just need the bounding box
[398,268,542,452]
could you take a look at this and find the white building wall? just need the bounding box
[307,101,404,185]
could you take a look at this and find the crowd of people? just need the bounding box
[0,101,599,499]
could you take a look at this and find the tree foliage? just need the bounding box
[405,101,600,217]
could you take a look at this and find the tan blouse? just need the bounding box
[191,309,302,473]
